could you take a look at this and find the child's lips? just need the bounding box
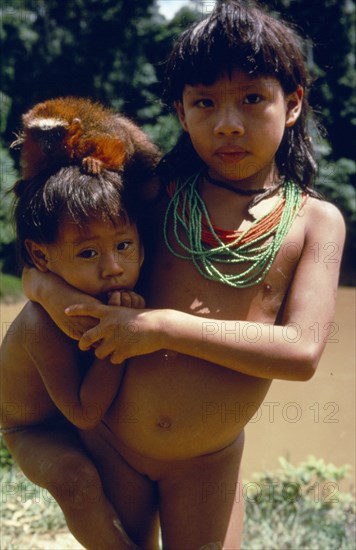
[215,148,248,163]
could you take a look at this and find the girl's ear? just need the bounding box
[285,86,304,128]
[174,100,188,132]
[24,240,49,272]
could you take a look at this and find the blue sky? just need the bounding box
[157,0,190,19]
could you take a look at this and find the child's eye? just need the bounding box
[243,94,263,105]
[195,98,214,108]
[78,249,97,259]
[117,241,131,251]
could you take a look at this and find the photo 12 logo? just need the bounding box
[201,401,340,424]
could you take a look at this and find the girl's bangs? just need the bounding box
[165,3,304,101]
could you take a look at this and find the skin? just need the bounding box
[0,216,144,550]
[22,72,346,549]
[175,71,302,188]
[26,216,144,300]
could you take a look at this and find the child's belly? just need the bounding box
[103,351,271,460]
[102,227,298,460]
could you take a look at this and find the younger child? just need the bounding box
[0,165,144,549]
[23,1,346,548]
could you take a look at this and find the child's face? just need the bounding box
[28,216,143,299]
[175,70,302,186]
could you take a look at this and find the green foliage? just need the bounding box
[0,145,17,248]
[0,0,354,282]
[243,456,355,549]
[0,272,23,299]
[316,152,356,284]
[0,437,14,470]
[143,113,182,153]
[266,0,356,161]
[317,157,356,217]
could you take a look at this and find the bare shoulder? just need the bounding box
[303,197,346,239]
[15,300,51,326]
[2,301,51,349]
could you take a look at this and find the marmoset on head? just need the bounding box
[12,96,161,182]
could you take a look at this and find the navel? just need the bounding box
[157,416,173,430]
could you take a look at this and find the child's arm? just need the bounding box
[77,290,145,421]
[22,267,100,339]
[66,201,346,382]
[26,292,144,430]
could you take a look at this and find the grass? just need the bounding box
[1,446,355,550]
[0,272,23,301]
[1,467,69,549]
[242,457,356,549]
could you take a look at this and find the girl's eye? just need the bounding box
[78,249,97,259]
[195,98,214,108]
[243,94,263,105]
[117,241,131,251]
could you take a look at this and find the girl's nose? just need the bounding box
[214,107,244,136]
[101,253,124,278]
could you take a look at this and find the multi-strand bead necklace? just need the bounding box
[163,173,303,288]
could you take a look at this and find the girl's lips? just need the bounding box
[215,150,248,163]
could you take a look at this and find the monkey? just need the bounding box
[11,97,161,183]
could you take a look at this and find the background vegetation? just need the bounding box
[1,444,355,549]
[0,0,355,288]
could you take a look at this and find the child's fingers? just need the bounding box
[80,333,117,360]
[120,291,146,309]
[65,303,106,319]
[136,296,146,308]
[107,291,122,306]
[78,326,103,351]
[120,291,134,308]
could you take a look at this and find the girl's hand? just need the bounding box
[65,303,162,363]
[107,290,146,309]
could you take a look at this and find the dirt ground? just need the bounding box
[6,532,85,549]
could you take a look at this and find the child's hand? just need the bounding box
[107,290,146,309]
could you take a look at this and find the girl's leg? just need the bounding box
[80,428,161,550]
[158,432,245,550]
[4,425,136,550]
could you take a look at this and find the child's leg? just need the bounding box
[4,425,136,550]
[80,427,161,550]
[158,432,245,550]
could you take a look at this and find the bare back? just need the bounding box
[0,302,68,428]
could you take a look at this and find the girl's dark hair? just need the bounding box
[161,0,319,195]
[13,165,138,266]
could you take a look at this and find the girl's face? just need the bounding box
[26,217,144,299]
[175,70,302,187]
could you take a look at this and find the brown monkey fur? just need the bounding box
[12,97,161,182]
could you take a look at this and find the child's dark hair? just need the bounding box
[13,166,138,266]
[162,0,318,194]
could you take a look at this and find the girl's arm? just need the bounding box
[66,201,346,382]
[22,267,100,339]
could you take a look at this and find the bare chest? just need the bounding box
[146,201,306,323]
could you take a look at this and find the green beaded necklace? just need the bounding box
[163,173,303,288]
